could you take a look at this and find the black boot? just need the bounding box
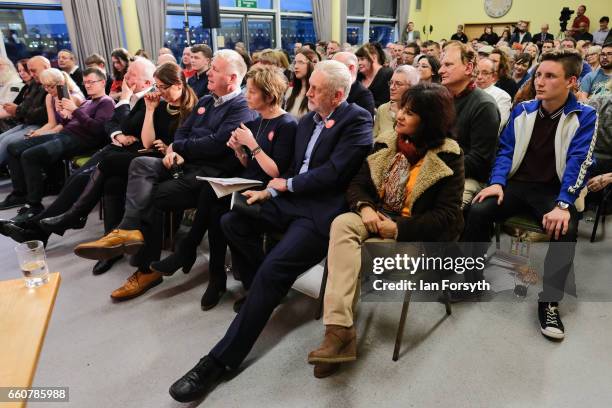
[149,243,197,276]
[200,280,227,311]
[39,167,106,235]
[92,255,123,275]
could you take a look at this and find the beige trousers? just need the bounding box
[323,212,394,327]
[462,178,487,208]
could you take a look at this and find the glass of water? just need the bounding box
[15,240,49,288]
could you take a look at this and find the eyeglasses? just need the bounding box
[476,70,494,76]
[388,80,408,88]
[83,79,104,86]
[43,83,58,90]
[154,82,172,91]
[403,52,415,56]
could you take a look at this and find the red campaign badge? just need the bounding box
[267,131,274,141]
[197,107,206,115]
[325,119,335,129]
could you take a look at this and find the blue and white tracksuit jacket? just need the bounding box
[489,93,598,208]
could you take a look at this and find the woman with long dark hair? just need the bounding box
[284,47,318,119]
[416,55,441,84]
[355,42,394,107]
[109,48,131,101]
[479,25,499,45]
[307,83,465,378]
[150,65,297,310]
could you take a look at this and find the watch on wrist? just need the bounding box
[556,201,570,210]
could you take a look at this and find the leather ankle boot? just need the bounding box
[308,325,357,364]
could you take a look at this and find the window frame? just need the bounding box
[346,0,396,44]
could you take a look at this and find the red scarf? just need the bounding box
[396,136,424,165]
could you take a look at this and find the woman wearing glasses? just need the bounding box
[5,63,196,266]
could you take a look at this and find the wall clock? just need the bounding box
[484,0,512,18]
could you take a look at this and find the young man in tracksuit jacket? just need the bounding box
[463,49,598,340]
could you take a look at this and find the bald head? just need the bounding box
[332,51,358,82]
[157,53,177,65]
[27,56,51,83]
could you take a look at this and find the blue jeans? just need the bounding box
[0,124,40,166]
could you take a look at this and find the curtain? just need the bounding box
[136,0,166,61]
[60,0,124,68]
[311,0,332,42]
[397,0,411,43]
[339,0,347,44]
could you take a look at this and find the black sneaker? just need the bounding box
[538,302,565,340]
[0,193,27,210]
[12,204,44,224]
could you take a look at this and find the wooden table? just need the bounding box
[0,273,61,407]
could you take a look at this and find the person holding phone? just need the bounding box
[28,62,196,247]
[307,83,464,378]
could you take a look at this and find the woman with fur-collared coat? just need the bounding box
[307,83,465,378]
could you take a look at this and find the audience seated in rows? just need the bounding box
[0,58,158,275]
[72,50,257,300]
[151,65,297,310]
[167,59,373,403]
[1,67,111,220]
[0,57,51,168]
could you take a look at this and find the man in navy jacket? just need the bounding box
[74,50,257,299]
[168,60,373,403]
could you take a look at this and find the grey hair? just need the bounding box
[393,64,420,86]
[333,51,358,68]
[131,56,156,81]
[214,49,247,84]
[313,59,352,101]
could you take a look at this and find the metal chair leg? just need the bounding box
[315,260,329,320]
[591,197,604,242]
[443,289,452,315]
[393,289,412,361]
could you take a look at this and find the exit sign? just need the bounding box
[236,0,257,7]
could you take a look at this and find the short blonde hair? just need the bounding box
[39,67,81,93]
[245,65,288,107]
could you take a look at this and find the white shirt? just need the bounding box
[483,84,512,133]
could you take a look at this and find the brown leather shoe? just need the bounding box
[307,325,357,364]
[110,270,163,301]
[313,362,340,379]
[74,229,144,260]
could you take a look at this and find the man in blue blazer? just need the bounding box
[169,60,373,403]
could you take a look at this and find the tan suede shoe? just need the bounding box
[307,325,357,364]
[313,362,340,379]
[110,270,163,301]
[74,229,144,260]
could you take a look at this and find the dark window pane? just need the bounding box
[280,0,312,12]
[164,14,211,61]
[218,17,244,50]
[281,17,316,54]
[346,22,363,45]
[369,24,395,45]
[248,19,273,52]
[347,0,364,16]
[370,0,395,18]
[0,8,71,63]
